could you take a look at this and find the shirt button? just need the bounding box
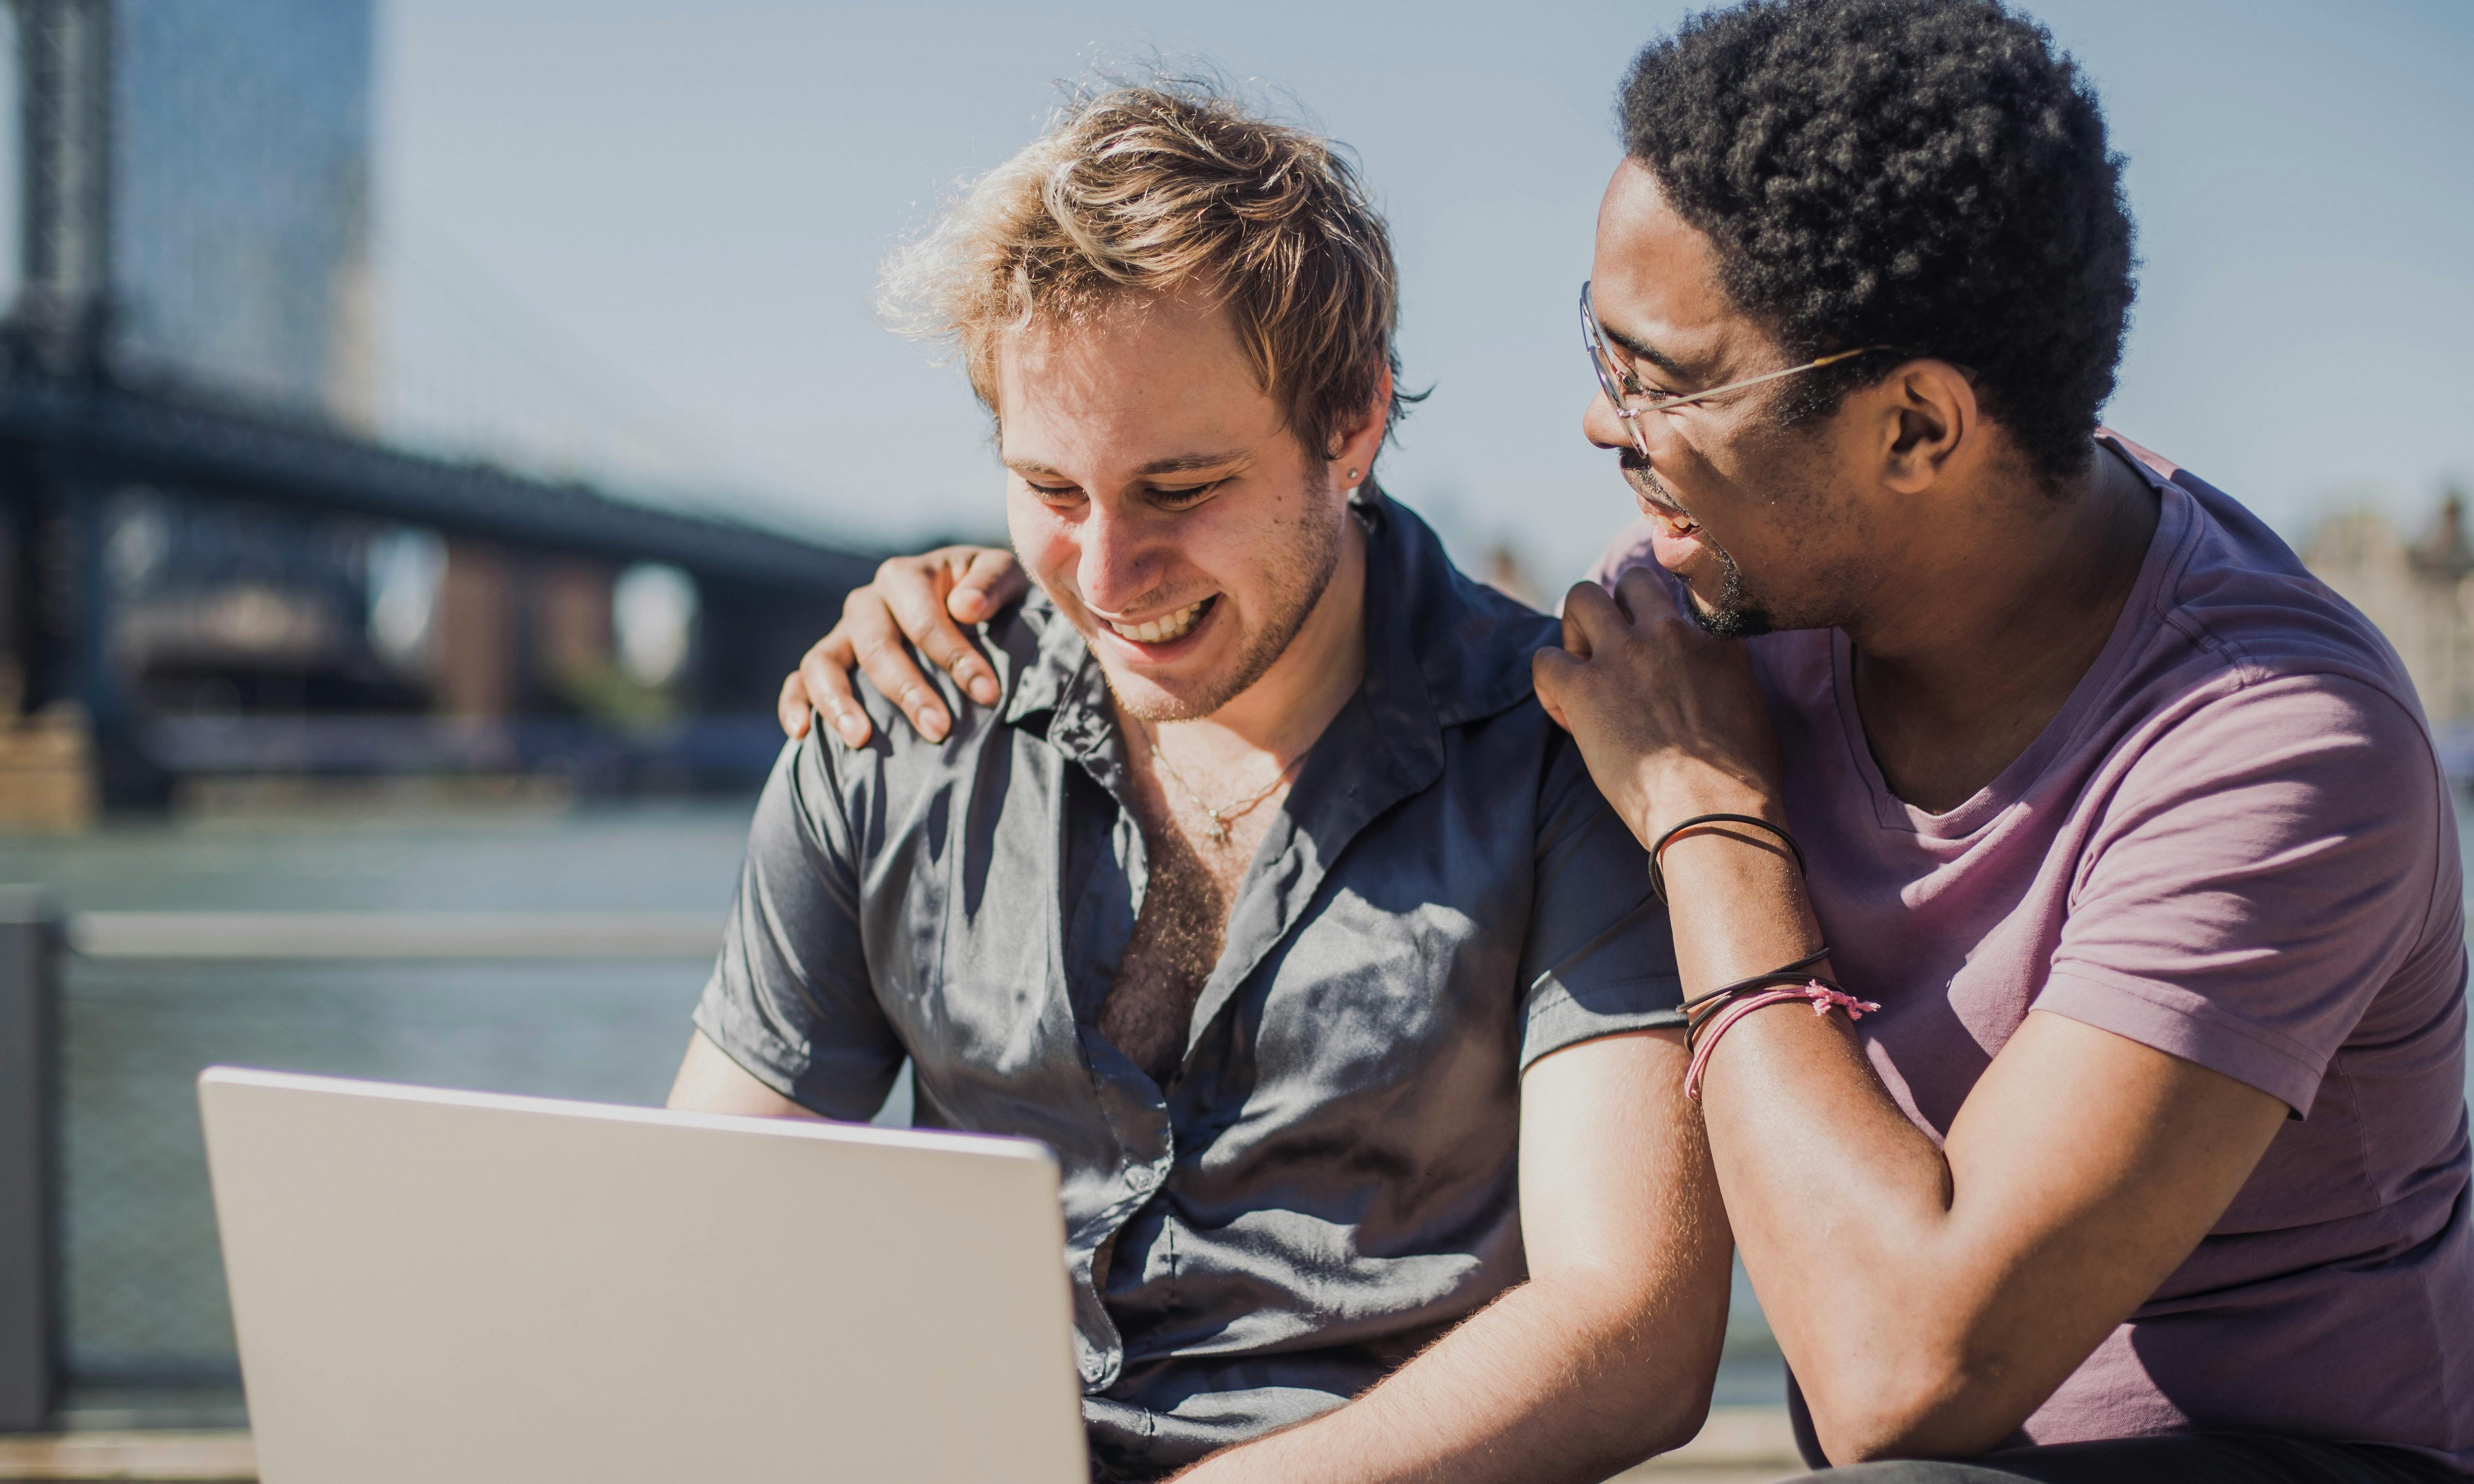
[1127,1165,1158,1191]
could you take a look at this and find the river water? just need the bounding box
[6,788,2472,1409]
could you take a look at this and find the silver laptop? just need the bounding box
[198,1067,1088,1484]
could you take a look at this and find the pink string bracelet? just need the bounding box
[1683,981,1883,1100]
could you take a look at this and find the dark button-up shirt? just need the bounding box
[695,492,1681,1480]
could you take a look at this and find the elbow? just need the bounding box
[1559,1280,1723,1476]
[1641,1391,1715,1462]
[1806,1391,1946,1467]
[1615,1324,1724,1470]
[1800,1356,2021,1466]
[1588,1376,1715,1481]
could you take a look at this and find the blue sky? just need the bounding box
[378,0,2474,587]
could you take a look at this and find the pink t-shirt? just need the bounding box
[1594,431,2474,1466]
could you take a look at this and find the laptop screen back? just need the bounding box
[199,1068,1086,1484]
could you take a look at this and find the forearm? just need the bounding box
[1175,1268,1718,1484]
[1180,1029,1733,1484]
[1661,828,2015,1455]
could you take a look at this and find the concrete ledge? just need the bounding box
[0,1408,1800,1482]
[0,1432,254,1482]
[68,909,720,960]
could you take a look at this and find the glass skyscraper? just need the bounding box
[109,0,375,424]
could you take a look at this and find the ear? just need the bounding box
[1873,359,1976,495]
[1326,366,1394,492]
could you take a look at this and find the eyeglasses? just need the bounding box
[1581,280,1891,458]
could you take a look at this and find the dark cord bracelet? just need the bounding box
[1686,973,1848,1047]
[1649,813,1806,904]
[1680,946,1833,1017]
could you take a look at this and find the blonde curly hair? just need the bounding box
[878,77,1409,462]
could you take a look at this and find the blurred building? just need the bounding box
[97,0,396,725]
[2306,490,2474,739]
[110,0,376,426]
[3,0,373,416]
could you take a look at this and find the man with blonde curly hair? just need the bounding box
[669,82,1728,1483]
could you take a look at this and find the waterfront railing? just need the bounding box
[0,890,720,1432]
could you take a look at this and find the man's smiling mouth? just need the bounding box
[1100,597,1212,644]
[1636,483,1700,536]
[1622,455,1700,531]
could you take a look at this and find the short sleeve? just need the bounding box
[1517,732,1685,1071]
[2037,673,2449,1116]
[692,731,906,1120]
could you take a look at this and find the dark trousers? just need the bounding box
[1785,1434,2463,1484]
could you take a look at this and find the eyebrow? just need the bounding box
[1600,322,1694,381]
[1006,451,1252,480]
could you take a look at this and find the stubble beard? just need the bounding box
[1104,490,1348,725]
[1693,539,1774,639]
[1624,427,1879,641]
[1625,454,1777,638]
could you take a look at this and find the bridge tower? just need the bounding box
[0,1,109,824]
[11,0,114,382]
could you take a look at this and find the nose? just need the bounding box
[1074,500,1161,615]
[1581,387,1643,457]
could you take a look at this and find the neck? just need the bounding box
[1137,514,1369,767]
[1843,441,2157,809]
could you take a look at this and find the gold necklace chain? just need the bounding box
[1134,716,1306,844]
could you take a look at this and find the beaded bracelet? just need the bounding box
[1649,813,1805,904]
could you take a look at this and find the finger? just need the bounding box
[877,562,985,720]
[847,593,950,742]
[1613,567,1671,627]
[800,641,874,748]
[1559,605,1592,662]
[1530,648,1578,732]
[776,670,812,739]
[917,548,1014,706]
[915,618,998,712]
[1560,580,1621,656]
[947,549,1030,626]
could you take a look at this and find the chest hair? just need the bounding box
[1096,765,1286,1086]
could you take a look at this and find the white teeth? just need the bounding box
[1108,598,1206,645]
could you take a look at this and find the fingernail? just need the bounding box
[953,593,986,620]
[835,712,867,746]
[918,709,949,741]
[967,673,999,704]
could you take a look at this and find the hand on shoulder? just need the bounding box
[776,546,1028,747]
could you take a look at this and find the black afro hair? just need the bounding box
[1620,0,2136,487]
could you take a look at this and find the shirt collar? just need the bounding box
[998,484,1555,756]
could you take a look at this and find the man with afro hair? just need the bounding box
[1542,0,2474,1479]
